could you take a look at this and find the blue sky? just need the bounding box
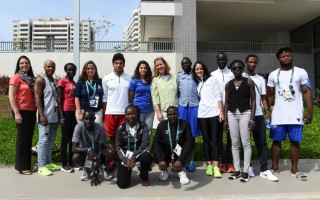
[0,0,140,41]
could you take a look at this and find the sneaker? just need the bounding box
[158,170,169,181]
[104,171,113,180]
[260,170,279,182]
[240,172,250,183]
[69,164,82,171]
[219,163,227,173]
[80,171,89,181]
[226,164,235,173]
[45,163,61,171]
[213,166,222,178]
[38,167,53,176]
[61,166,74,173]
[141,179,150,186]
[187,161,196,172]
[248,166,255,177]
[178,170,190,185]
[228,171,241,180]
[206,165,213,176]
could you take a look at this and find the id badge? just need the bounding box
[126,150,134,159]
[174,144,182,156]
[89,95,99,108]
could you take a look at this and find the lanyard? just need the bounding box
[126,123,138,152]
[277,67,294,88]
[167,121,180,154]
[198,80,204,97]
[85,80,96,97]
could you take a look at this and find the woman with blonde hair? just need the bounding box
[151,57,178,125]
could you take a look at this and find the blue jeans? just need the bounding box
[37,123,59,167]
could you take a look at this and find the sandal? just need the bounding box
[19,170,32,175]
[291,171,308,181]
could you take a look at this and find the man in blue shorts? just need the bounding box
[177,57,200,172]
[267,47,313,181]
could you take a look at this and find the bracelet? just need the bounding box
[249,120,255,125]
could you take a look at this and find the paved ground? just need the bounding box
[1,159,320,200]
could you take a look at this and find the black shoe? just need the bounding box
[240,172,250,182]
[228,171,241,180]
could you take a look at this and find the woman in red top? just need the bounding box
[57,63,77,172]
[8,55,36,175]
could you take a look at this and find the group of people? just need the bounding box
[8,47,313,188]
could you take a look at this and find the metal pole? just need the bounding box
[74,0,80,80]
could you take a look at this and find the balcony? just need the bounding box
[0,41,312,54]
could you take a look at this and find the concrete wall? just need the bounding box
[0,52,178,78]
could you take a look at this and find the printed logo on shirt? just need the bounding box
[297,118,300,122]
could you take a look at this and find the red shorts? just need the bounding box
[104,114,125,137]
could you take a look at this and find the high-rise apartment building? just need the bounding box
[13,17,94,50]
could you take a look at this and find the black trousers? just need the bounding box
[199,117,220,161]
[252,116,268,172]
[117,151,152,189]
[60,111,77,166]
[217,120,233,163]
[14,110,36,171]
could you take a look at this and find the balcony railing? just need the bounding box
[0,41,175,52]
[0,41,312,54]
[197,42,312,54]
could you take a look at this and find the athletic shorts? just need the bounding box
[104,114,125,137]
[269,125,303,142]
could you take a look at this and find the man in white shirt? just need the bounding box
[267,47,313,181]
[210,52,234,173]
[102,53,132,148]
[243,54,278,182]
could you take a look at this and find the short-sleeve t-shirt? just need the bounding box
[9,74,35,111]
[74,79,104,112]
[129,78,153,112]
[72,122,106,150]
[267,66,308,125]
[58,78,76,111]
[243,73,266,116]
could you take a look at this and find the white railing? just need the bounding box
[0,41,175,52]
[0,41,312,53]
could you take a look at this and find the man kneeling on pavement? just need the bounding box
[153,106,195,185]
[72,110,115,186]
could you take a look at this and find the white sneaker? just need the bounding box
[104,171,113,180]
[80,171,89,181]
[260,170,279,182]
[178,170,190,185]
[248,166,255,177]
[158,170,168,181]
